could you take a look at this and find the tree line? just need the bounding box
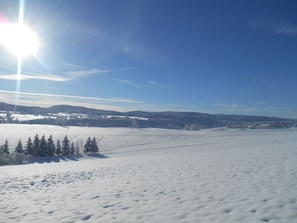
[0,134,99,165]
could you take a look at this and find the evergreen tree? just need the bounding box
[56,139,62,156]
[70,142,75,155]
[0,140,9,165]
[39,135,48,156]
[32,134,40,156]
[83,137,92,154]
[76,141,81,155]
[91,137,99,153]
[62,135,70,155]
[1,139,10,154]
[26,137,33,155]
[47,135,56,156]
[15,139,23,153]
[0,144,3,154]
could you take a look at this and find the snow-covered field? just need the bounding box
[1,124,297,223]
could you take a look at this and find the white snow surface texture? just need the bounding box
[1,124,297,223]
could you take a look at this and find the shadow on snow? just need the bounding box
[29,153,108,164]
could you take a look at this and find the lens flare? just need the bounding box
[0,23,39,57]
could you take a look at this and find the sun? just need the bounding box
[0,23,39,57]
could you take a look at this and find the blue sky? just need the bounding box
[0,0,297,118]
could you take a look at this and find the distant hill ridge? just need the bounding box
[0,102,295,129]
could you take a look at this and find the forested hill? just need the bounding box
[0,102,295,129]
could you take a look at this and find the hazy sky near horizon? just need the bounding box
[0,0,296,118]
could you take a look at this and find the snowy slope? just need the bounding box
[1,125,297,222]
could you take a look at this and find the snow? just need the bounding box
[1,124,297,222]
[106,115,149,120]
[13,114,49,121]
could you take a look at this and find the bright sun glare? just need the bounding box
[0,23,39,57]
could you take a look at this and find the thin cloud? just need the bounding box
[256,101,264,105]
[216,103,256,113]
[64,69,112,78]
[0,91,129,112]
[0,67,122,82]
[123,45,146,55]
[0,74,70,82]
[61,62,83,69]
[114,79,172,89]
[255,106,294,118]
[148,81,172,89]
[252,78,260,83]
[249,20,297,35]
[215,103,295,118]
[273,24,297,35]
[114,78,142,88]
[0,89,141,104]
